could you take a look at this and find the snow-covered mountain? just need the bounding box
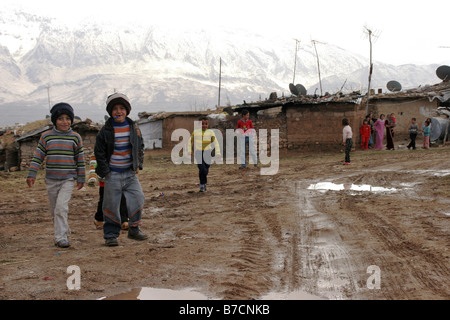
[0,9,444,126]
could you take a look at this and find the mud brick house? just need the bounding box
[366,81,450,141]
[16,120,100,171]
[137,111,216,150]
[232,93,366,151]
[231,81,450,149]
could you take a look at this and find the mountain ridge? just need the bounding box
[0,9,445,126]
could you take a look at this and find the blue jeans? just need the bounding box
[240,135,258,167]
[195,150,210,185]
[102,169,145,239]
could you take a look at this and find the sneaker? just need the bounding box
[55,240,70,248]
[199,185,206,192]
[121,221,129,230]
[94,219,104,230]
[343,162,351,165]
[128,228,148,241]
[105,238,118,247]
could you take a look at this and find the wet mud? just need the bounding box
[1,147,449,300]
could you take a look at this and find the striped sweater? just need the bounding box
[109,120,132,172]
[189,129,221,154]
[28,128,85,182]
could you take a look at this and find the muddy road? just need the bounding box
[1,147,449,300]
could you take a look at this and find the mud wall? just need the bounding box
[286,102,366,150]
[368,97,440,141]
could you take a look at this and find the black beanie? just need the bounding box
[50,103,74,126]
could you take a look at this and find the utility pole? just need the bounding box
[218,57,222,109]
[292,39,300,84]
[365,27,373,115]
[311,39,325,96]
[363,26,380,114]
[47,84,51,111]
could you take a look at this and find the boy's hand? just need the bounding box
[26,177,35,188]
[77,182,84,190]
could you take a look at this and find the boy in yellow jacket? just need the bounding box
[189,116,221,192]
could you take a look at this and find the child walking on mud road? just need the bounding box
[88,153,129,231]
[26,103,85,248]
[94,93,147,247]
[342,118,353,165]
[189,116,221,192]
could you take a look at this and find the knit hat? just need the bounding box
[50,103,74,125]
[106,93,131,116]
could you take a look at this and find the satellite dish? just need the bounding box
[295,84,307,96]
[289,83,299,96]
[386,80,402,92]
[436,65,450,81]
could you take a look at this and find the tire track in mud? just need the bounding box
[348,202,450,299]
[217,213,275,299]
[309,166,450,300]
[292,184,362,299]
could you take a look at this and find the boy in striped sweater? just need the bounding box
[94,93,147,247]
[26,103,85,248]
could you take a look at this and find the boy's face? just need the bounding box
[201,120,208,131]
[242,113,249,120]
[112,104,127,123]
[412,119,416,123]
[55,114,72,132]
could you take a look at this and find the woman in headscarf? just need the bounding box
[373,114,386,150]
[385,114,395,150]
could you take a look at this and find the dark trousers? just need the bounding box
[95,186,128,222]
[407,133,417,149]
[345,138,353,163]
[195,150,211,185]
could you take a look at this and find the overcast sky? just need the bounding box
[3,0,450,66]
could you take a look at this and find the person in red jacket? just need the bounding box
[360,119,371,150]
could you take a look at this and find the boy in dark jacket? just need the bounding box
[94,93,147,246]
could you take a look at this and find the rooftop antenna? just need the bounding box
[292,39,301,84]
[363,26,381,114]
[311,39,326,96]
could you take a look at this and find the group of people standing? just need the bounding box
[360,113,431,151]
[343,112,432,165]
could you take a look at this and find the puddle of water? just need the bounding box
[261,290,324,300]
[307,182,397,193]
[100,287,209,300]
